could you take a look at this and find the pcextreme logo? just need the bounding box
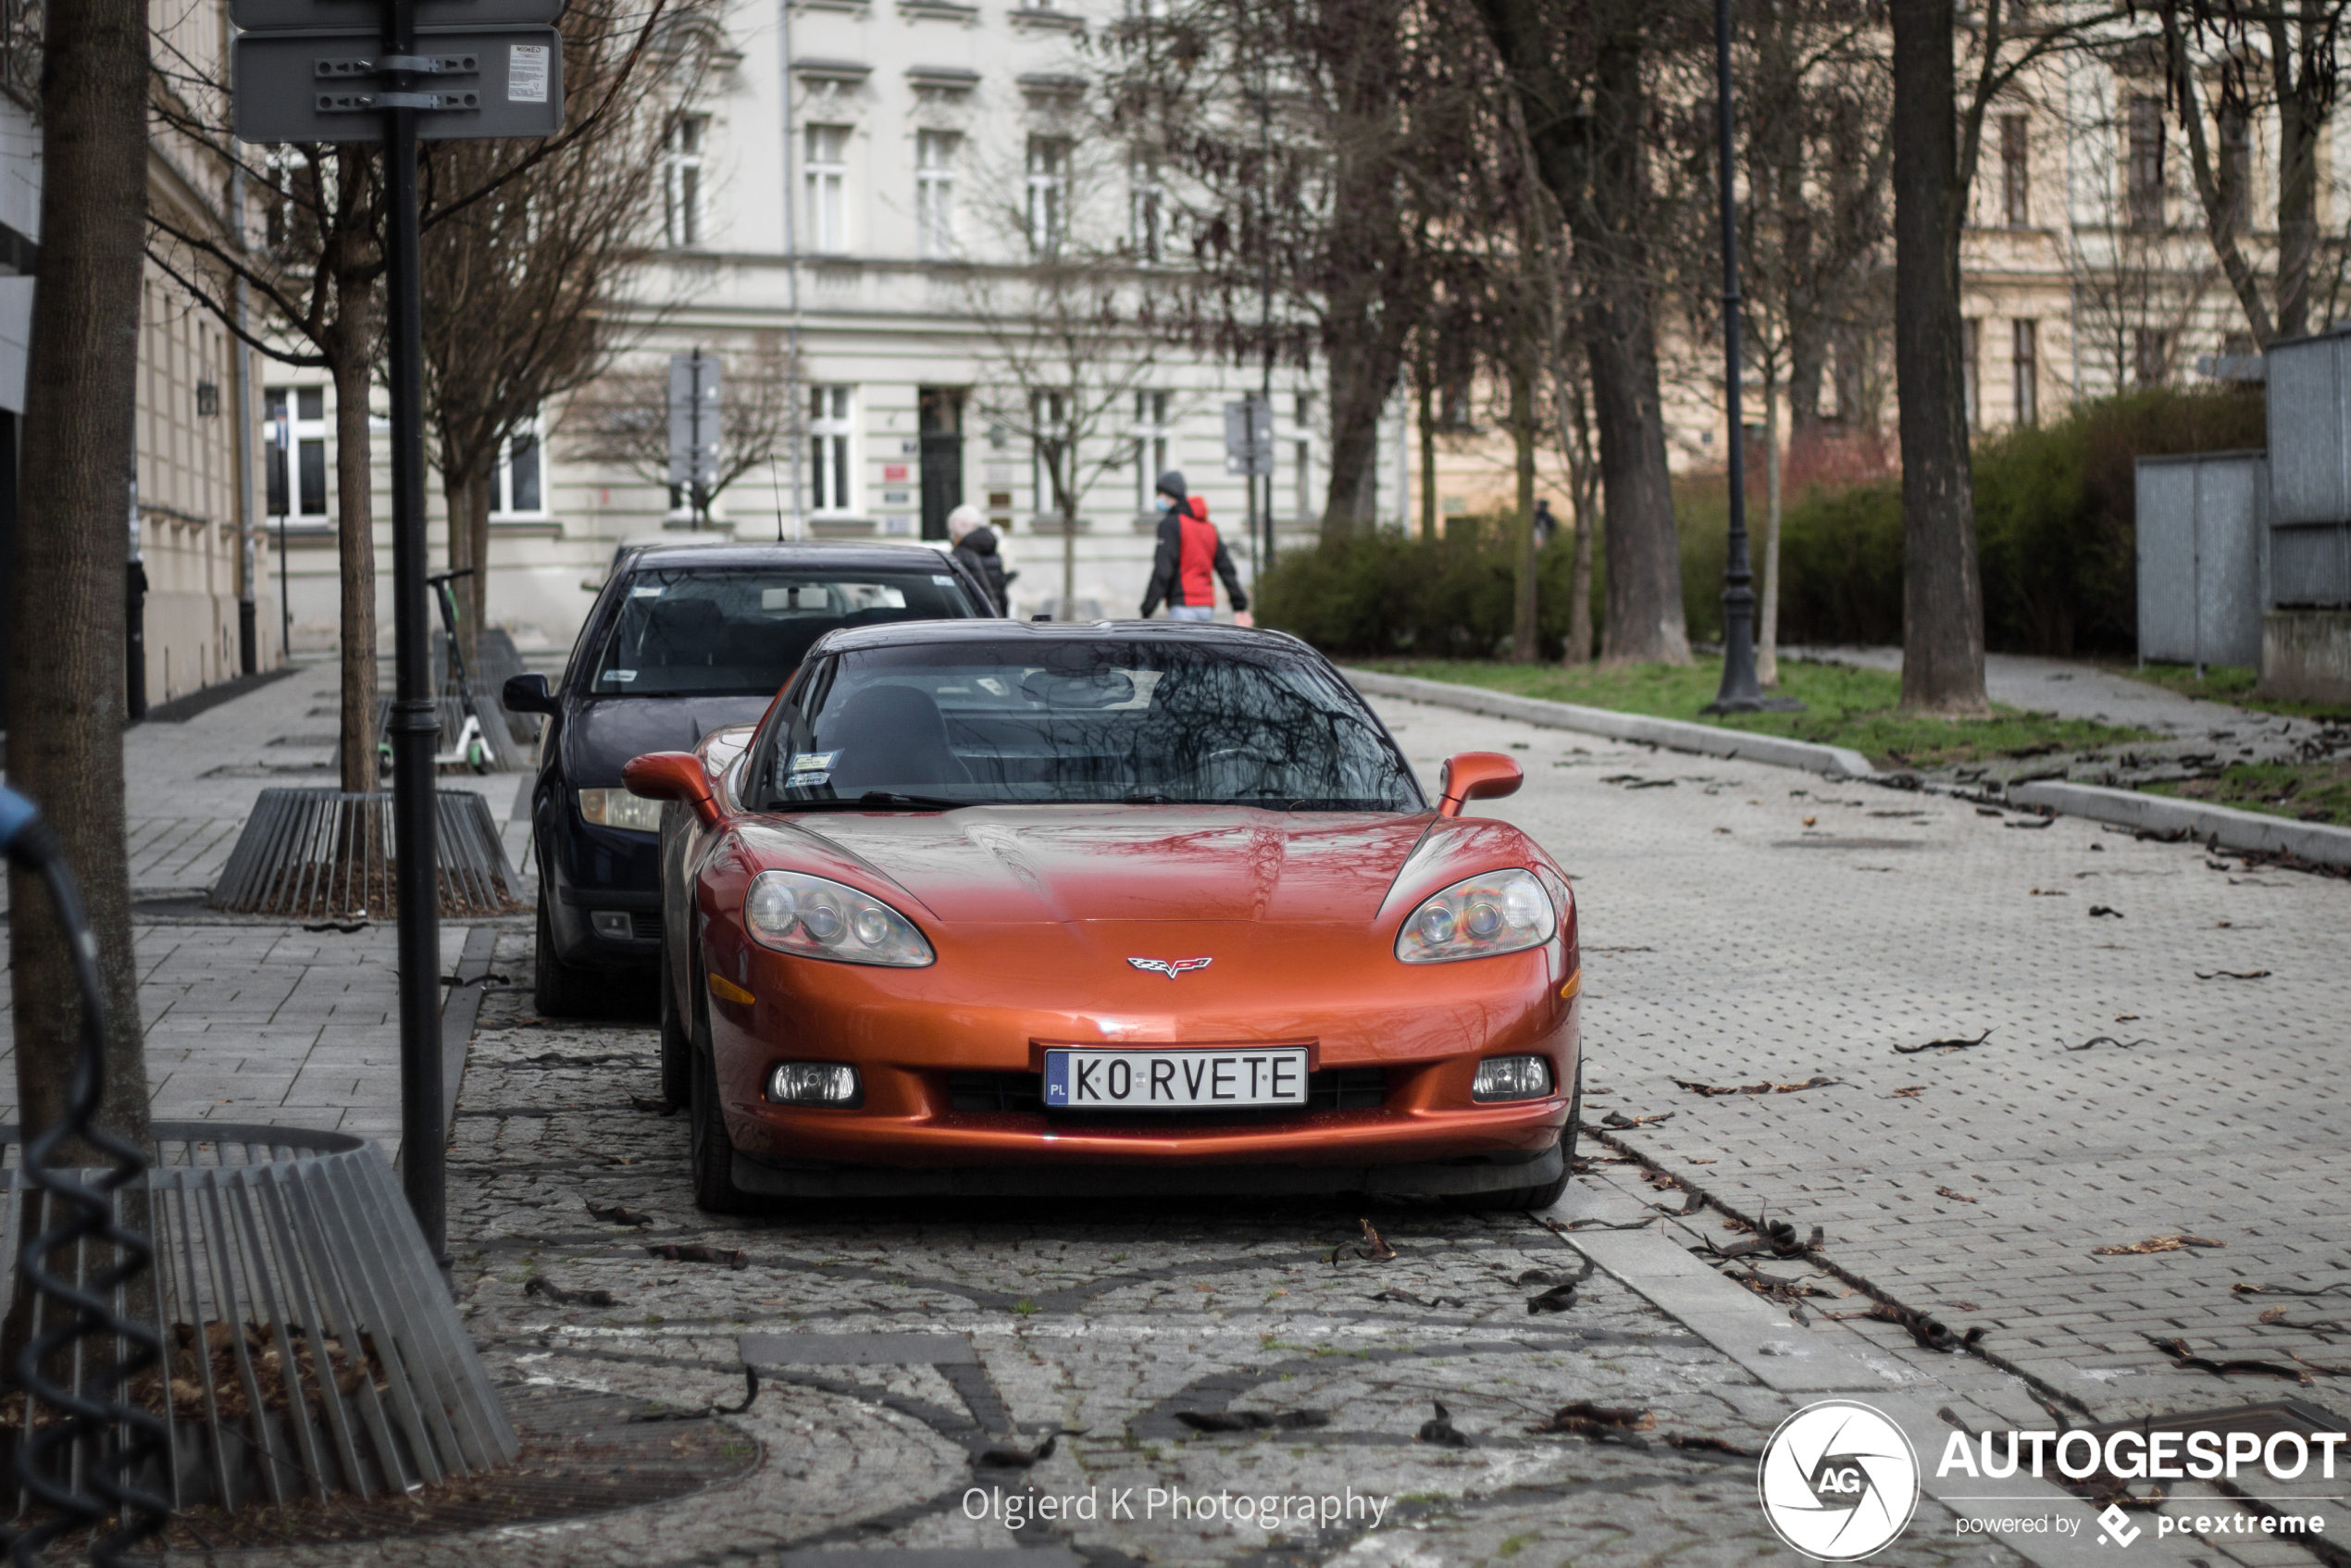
[1757,1400,1922,1561]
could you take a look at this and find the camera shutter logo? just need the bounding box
[1757,1400,1921,1561]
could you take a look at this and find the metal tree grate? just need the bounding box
[0,1123,517,1516]
[208,788,520,919]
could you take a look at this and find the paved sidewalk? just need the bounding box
[1787,645,2299,738]
[1375,691,2351,1431]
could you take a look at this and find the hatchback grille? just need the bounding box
[944,1066,1387,1114]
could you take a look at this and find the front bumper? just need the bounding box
[731,1141,1563,1198]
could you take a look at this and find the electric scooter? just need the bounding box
[380,569,497,775]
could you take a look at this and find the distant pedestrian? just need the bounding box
[1533,499,1559,549]
[1140,470,1250,624]
[947,504,1011,615]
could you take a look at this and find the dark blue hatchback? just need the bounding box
[504,541,990,1014]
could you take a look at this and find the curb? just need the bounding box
[2008,779,2351,869]
[1343,669,1876,779]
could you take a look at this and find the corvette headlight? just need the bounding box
[577,787,665,833]
[1396,868,1556,964]
[744,870,934,967]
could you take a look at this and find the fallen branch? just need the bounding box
[1671,1076,1842,1097]
[1894,1029,1992,1055]
[2146,1335,2311,1383]
[2194,970,2271,980]
[2092,1235,2225,1257]
[2063,1036,2155,1052]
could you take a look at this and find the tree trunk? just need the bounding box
[1509,352,1538,663]
[1890,0,1988,715]
[6,0,151,1162]
[1321,342,1392,541]
[464,468,491,672]
[1554,366,1598,666]
[1758,366,1783,689]
[2271,38,2320,343]
[1415,355,1437,542]
[331,240,380,792]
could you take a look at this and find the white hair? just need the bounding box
[946,504,984,541]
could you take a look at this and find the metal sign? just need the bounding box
[1223,396,1273,477]
[668,352,723,500]
[232,27,563,143]
[231,0,563,26]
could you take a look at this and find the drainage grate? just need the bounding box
[0,1123,517,1518]
[209,787,522,918]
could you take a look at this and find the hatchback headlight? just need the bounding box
[744,870,935,967]
[1396,868,1556,964]
[577,787,665,833]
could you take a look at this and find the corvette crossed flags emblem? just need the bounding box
[1126,956,1213,979]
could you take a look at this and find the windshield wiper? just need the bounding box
[776,790,980,812]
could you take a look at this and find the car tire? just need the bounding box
[689,977,756,1214]
[1447,1062,1579,1213]
[658,941,692,1107]
[533,893,603,1018]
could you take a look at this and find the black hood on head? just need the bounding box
[955,526,1000,556]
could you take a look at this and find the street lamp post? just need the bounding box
[1702,0,1801,716]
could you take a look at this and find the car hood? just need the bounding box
[735,807,1533,927]
[565,694,773,787]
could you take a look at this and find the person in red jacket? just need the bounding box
[1139,470,1250,623]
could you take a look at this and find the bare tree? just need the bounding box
[421,0,697,659]
[7,0,152,1157]
[1467,0,1692,665]
[559,333,802,525]
[2157,0,2350,346]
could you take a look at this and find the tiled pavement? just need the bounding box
[1374,691,2351,1430]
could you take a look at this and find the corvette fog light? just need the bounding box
[1471,1055,1552,1102]
[767,1062,862,1106]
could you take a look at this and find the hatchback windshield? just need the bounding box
[588,566,980,697]
[757,639,1422,811]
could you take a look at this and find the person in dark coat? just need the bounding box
[1532,498,1559,549]
[948,504,1012,615]
[1139,470,1249,623]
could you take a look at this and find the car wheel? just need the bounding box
[658,940,692,1106]
[689,997,756,1214]
[1447,1062,1579,1213]
[533,892,603,1017]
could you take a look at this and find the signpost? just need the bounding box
[1222,396,1273,478]
[668,350,723,524]
[231,0,566,1259]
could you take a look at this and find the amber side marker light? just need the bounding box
[708,973,755,1006]
[1561,969,1582,1000]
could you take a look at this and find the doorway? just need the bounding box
[917,387,964,541]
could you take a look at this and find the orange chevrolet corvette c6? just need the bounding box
[622,620,1582,1213]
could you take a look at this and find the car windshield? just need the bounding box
[586,566,980,698]
[756,638,1423,812]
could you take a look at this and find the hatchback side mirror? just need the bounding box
[1437,752,1524,818]
[623,751,722,828]
[502,672,556,716]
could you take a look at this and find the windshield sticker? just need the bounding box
[630,585,664,598]
[789,751,839,776]
[793,770,830,788]
[932,574,956,586]
[609,670,637,682]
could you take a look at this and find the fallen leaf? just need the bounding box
[1525,1283,1577,1315]
[1802,815,1818,827]
[2088,905,2124,918]
[976,1433,1058,1468]
[1671,1076,1841,1097]
[2114,1014,2141,1022]
[1888,1086,1926,1099]
[587,1200,653,1226]
[1176,1409,1329,1432]
[2091,1235,2225,1256]
[2195,969,2270,980]
[628,1096,678,1115]
[1601,1110,1675,1127]
[1533,1400,1654,1437]
[1934,1187,1977,1204]
[1665,1432,1761,1457]
[2146,1335,2309,1383]
[1864,1300,1984,1352]
[1416,1400,1474,1448]
[1893,1029,1993,1055]
[523,1276,616,1309]
[644,1243,750,1270]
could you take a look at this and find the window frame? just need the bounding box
[263,385,331,528]
[915,129,959,259]
[2011,319,2038,428]
[806,123,851,254]
[491,412,548,518]
[665,113,708,249]
[808,385,856,516]
[1026,136,1068,255]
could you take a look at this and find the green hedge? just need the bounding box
[1264,387,2264,660]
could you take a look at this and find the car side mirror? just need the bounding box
[1437,752,1523,818]
[502,672,556,716]
[623,751,722,828]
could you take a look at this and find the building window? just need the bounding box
[264,386,329,524]
[805,125,850,253]
[1026,137,1068,254]
[1032,389,1067,509]
[2000,114,2030,227]
[2127,94,2165,230]
[809,385,854,513]
[2133,329,2170,387]
[1960,319,1979,430]
[492,415,545,516]
[1132,391,1169,513]
[1129,152,1163,262]
[665,115,706,248]
[2219,100,2252,231]
[915,130,958,258]
[2011,319,2038,428]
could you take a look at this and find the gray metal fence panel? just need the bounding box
[2272,522,2351,607]
[2266,330,2351,527]
[2136,452,2266,666]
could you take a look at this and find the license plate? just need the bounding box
[1042,1048,1309,1110]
